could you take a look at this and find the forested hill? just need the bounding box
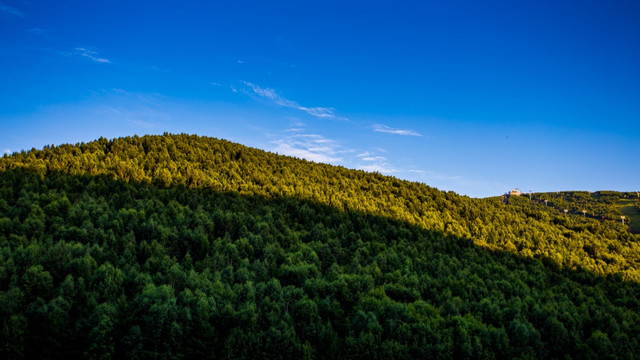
[3,134,638,280]
[1,133,639,359]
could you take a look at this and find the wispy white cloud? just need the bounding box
[270,125,352,164]
[243,81,340,120]
[271,128,400,174]
[74,47,110,63]
[360,156,387,162]
[273,133,343,163]
[355,151,396,174]
[372,123,422,136]
[3,149,11,155]
[358,164,397,173]
[0,3,23,17]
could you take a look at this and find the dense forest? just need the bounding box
[1,134,639,359]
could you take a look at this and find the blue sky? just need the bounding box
[1,1,638,197]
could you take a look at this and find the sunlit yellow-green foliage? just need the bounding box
[522,190,637,221]
[2,134,638,281]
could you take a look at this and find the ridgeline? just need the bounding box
[1,134,638,359]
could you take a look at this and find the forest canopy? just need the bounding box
[1,134,639,359]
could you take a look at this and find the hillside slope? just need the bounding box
[1,134,639,359]
[506,190,640,233]
[3,134,638,280]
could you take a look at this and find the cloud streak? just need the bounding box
[271,131,399,174]
[0,3,23,17]
[237,82,419,175]
[356,151,396,174]
[273,133,343,163]
[74,48,110,63]
[372,124,422,136]
[244,81,338,120]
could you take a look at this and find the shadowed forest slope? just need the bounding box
[1,134,639,359]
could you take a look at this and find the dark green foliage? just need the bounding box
[0,134,639,359]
